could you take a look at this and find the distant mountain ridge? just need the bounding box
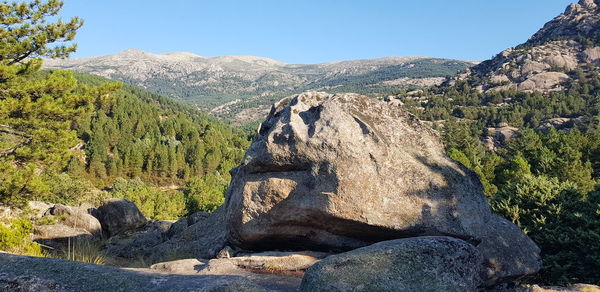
[44,50,475,125]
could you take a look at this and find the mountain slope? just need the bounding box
[44,51,475,124]
[461,0,600,92]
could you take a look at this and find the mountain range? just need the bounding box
[44,51,475,125]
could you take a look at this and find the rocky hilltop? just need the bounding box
[462,0,600,92]
[44,50,474,124]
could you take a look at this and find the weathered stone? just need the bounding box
[165,217,187,239]
[518,72,569,91]
[27,201,52,218]
[104,220,173,259]
[49,204,102,236]
[32,224,94,251]
[299,237,483,292]
[527,284,600,292]
[150,207,228,261]
[477,215,542,286]
[95,198,147,236]
[217,246,234,258]
[225,92,492,251]
[0,273,69,292]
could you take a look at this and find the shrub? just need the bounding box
[490,175,600,285]
[111,177,185,220]
[183,172,228,214]
[0,218,43,256]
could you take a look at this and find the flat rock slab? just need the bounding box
[0,253,273,292]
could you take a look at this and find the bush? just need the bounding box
[0,218,43,256]
[490,175,600,285]
[36,173,94,205]
[183,173,228,214]
[111,177,185,220]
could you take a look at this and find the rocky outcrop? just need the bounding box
[299,237,483,292]
[461,0,600,92]
[485,123,519,151]
[527,0,600,46]
[95,198,147,236]
[219,91,540,285]
[150,206,229,260]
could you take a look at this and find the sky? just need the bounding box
[59,0,577,64]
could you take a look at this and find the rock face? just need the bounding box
[95,198,147,236]
[462,0,600,92]
[104,220,172,259]
[222,91,540,285]
[299,237,483,292]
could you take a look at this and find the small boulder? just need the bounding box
[95,198,147,236]
[33,224,94,250]
[48,204,102,236]
[299,236,483,292]
[477,215,542,286]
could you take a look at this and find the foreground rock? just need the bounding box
[488,283,600,292]
[95,198,147,236]
[221,91,540,284]
[0,253,270,292]
[300,237,483,292]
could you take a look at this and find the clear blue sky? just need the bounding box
[60,0,576,64]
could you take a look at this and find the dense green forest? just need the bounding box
[394,71,600,284]
[0,69,250,218]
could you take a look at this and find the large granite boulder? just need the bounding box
[299,236,483,292]
[95,198,147,236]
[222,92,540,284]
